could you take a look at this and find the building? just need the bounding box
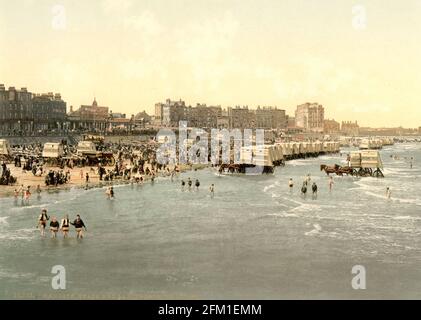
[216,112,230,129]
[255,106,286,129]
[185,103,222,128]
[107,111,132,131]
[134,110,152,128]
[341,121,360,136]
[154,103,164,125]
[323,119,340,134]
[32,93,67,131]
[295,102,324,132]
[68,98,109,131]
[156,99,187,127]
[0,84,66,134]
[227,106,256,130]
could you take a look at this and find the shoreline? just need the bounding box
[0,163,209,199]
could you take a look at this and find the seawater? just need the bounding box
[0,143,420,299]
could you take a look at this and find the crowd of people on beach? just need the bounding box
[37,209,87,239]
[0,162,16,185]
[45,170,70,186]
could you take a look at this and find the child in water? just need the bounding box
[386,187,392,199]
[288,178,294,191]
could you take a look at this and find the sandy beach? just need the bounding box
[0,162,209,198]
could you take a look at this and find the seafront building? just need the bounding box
[323,119,340,135]
[154,99,287,131]
[67,98,109,131]
[341,121,360,136]
[0,84,66,134]
[294,102,325,133]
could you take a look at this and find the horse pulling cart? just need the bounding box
[321,150,384,177]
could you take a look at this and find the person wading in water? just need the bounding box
[329,177,334,192]
[49,216,59,238]
[209,184,215,197]
[288,178,294,192]
[60,214,70,238]
[386,187,392,199]
[301,182,307,197]
[312,182,318,199]
[71,214,87,239]
[38,209,50,237]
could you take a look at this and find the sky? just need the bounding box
[1,0,421,127]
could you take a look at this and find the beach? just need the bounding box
[0,143,420,299]
[0,161,208,198]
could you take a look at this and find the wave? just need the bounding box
[10,203,50,211]
[0,228,36,241]
[266,212,299,218]
[289,202,337,213]
[287,160,311,166]
[305,223,322,236]
[0,216,9,226]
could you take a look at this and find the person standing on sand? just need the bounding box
[60,214,70,238]
[85,172,90,183]
[80,169,84,180]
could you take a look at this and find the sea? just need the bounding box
[0,143,420,299]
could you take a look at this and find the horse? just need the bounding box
[320,164,338,176]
